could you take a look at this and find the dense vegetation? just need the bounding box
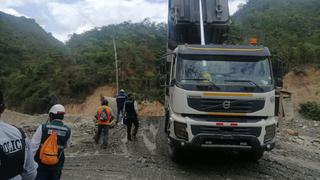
[0,13,166,113]
[0,0,319,114]
[0,12,65,77]
[299,102,320,121]
[66,20,166,101]
[230,0,320,70]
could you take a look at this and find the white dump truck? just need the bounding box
[162,0,283,161]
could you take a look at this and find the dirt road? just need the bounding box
[2,104,319,180]
[61,116,320,180]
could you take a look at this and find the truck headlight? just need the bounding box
[174,121,188,140]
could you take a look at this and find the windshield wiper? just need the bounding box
[181,78,220,90]
[224,79,264,91]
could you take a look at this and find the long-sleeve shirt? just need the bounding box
[0,121,38,180]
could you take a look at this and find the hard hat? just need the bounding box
[49,104,65,115]
[101,98,108,105]
[100,95,107,101]
[120,89,125,92]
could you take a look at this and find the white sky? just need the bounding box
[0,0,247,42]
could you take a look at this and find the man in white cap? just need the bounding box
[31,104,72,180]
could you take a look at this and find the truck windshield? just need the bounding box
[176,55,273,92]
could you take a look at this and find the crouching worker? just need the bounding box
[31,104,72,180]
[94,98,115,149]
[0,90,38,180]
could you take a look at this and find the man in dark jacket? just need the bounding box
[31,104,72,180]
[116,89,127,124]
[0,90,38,180]
[123,93,139,141]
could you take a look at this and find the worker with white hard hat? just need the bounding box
[31,104,72,180]
[116,89,127,124]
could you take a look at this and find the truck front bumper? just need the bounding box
[168,134,275,151]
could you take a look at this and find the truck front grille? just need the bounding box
[187,98,265,113]
[191,125,261,137]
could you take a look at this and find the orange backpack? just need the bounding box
[39,131,59,165]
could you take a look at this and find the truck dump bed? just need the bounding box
[168,0,231,50]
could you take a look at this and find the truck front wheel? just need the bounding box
[168,143,182,162]
[241,149,264,162]
[164,110,169,133]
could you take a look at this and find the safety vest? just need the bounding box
[35,120,71,169]
[116,93,127,108]
[0,122,26,179]
[97,106,112,125]
[124,100,137,118]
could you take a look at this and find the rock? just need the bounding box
[298,136,305,141]
[312,139,320,144]
[145,158,155,164]
[314,123,319,127]
[136,159,142,163]
[292,137,304,145]
[285,129,299,136]
[141,158,147,164]
[86,130,92,134]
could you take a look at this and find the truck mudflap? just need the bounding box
[169,134,275,151]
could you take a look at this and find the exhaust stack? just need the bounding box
[199,0,205,45]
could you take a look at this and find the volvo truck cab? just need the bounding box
[164,0,280,161]
[164,44,277,161]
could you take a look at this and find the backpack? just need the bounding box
[39,131,59,165]
[99,108,110,122]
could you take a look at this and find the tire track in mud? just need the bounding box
[62,116,320,180]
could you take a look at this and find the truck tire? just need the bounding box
[168,143,182,162]
[164,110,169,133]
[241,150,264,162]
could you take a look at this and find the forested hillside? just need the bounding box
[0,12,65,75]
[230,0,320,69]
[1,0,319,114]
[0,12,67,113]
[0,13,166,114]
[66,20,166,101]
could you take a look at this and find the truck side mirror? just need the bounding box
[159,52,175,87]
[160,58,166,75]
[271,56,284,88]
[159,55,168,87]
[160,75,166,87]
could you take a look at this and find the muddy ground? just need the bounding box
[2,106,320,180]
[59,115,320,180]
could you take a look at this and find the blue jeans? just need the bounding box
[36,168,62,180]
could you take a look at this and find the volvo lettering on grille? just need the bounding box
[222,100,231,109]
